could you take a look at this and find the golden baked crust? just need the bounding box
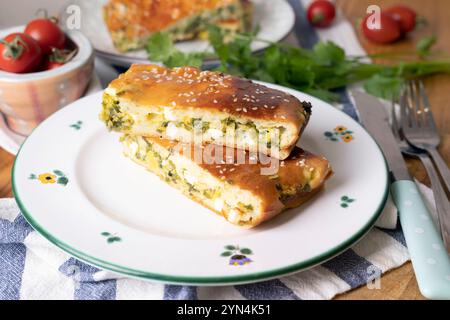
[202,144,332,226]
[123,135,332,227]
[108,64,309,124]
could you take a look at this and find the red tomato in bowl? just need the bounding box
[385,5,417,33]
[25,18,65,54]
[43,47,78,71]
[0,33,42,73]
[44,60,64,70]
[361,13,402,44]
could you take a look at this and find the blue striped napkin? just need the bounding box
[0,0,432,300]
[0,186,428,300]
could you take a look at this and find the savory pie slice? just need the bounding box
[103,0,253,52]
[101,64,312,160]
[121,134,332,227]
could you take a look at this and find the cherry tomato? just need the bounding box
[361,13,402,44]
[307,0,336,28]
[25,18,65,54]
[43,48,77,70]
[385,5,417,33]
[0,33,42,73]
[44,60,64,70]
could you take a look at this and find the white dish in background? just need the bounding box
[12,83,389,285]
[63,0,295,67]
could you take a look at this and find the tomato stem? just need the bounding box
[415,16,428,28]
[49,47,78,63]
[312,12,325,24]
[0,36,28,59]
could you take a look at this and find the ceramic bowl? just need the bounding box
[0,26,94,136]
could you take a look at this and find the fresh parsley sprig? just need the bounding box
[146,26,450,101]
[146,32,210,68]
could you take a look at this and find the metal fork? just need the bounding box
[396,87,450,252]
[400,80,450,194]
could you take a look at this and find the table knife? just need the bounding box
[351,90,450,300]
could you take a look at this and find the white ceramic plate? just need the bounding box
[12,83,388,285]
[64,0,295,67]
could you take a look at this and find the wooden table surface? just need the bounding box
[1,0,449,300]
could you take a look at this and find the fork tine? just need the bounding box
[401,80,450,197]
[391,97,402,141]
[412,80,424,127]
[390,99,400,140]
[409,80,421,128]
[401,82,413,130]
[418,80,438,132]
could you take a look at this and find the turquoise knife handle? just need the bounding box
[391,180,450,299]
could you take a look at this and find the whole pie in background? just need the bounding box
[103,0,254,52]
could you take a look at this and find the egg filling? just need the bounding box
[121,134,260,226]
[101,93,294,153]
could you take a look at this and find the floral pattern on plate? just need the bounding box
[29,170,69,186]
[70,121,83,130]
[101,232,122,244]
[221,245,253,266]
[324,126,354,143]
[341,195,356,208]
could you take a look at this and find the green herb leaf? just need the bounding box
[145,29,450,103]
[262,45,286,83]
[416,36,437,58]
[146,32,176,62]
[101,232,110,236]
[312,41,345,66]
[166,51,205,68]
[146,32,207,68]
[363,74,403,100]
[221,251,233,257]
[225,245,236,250]
[208,25,229,65]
